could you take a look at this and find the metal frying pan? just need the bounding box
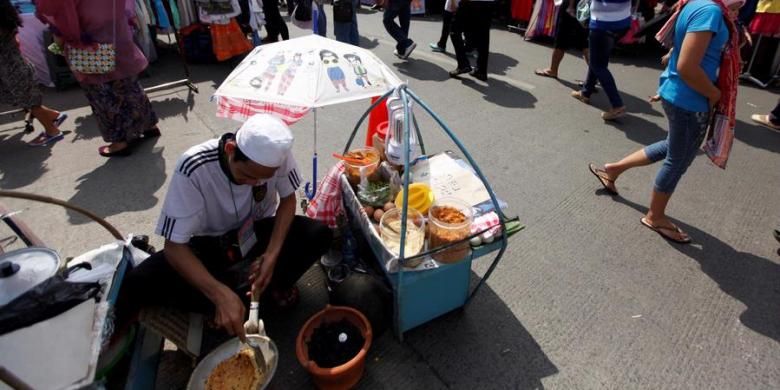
[187,335,278,390]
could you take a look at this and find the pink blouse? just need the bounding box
[35,0,147,85]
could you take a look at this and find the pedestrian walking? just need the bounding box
[334,0,360,45]
[264,0,290,42]
[0,0,67,147]
[571,0,635,120]
[750,98,780,131]
[36,0,159,157]
[588,0,745,244]
[429,0,475,54]
[534,0,589,79]
[448,0,495,81]
[378,0,417,59]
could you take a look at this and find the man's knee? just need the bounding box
[309,220,333,254]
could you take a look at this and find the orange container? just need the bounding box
[365,96,388,147]
[372,121,388,161]
[296,305,373,390]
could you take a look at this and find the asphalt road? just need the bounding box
[1,9,778,390]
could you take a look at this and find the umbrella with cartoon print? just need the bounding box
[214,34,403,198]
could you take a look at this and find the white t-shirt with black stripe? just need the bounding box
[156,136,301,244]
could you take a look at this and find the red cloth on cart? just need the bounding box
[511,0,534,22]
[305,162,346,228]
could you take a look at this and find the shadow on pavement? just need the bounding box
[154,263,557,389]
[610,196,780,343]
[734,119,780,155]
[400,273,559,388]
[393,58,451,82]
[460,77,538,109]
[557,79,662,118]
[360,36,381,50]
[603,114,667,146]
[70,96,195,143]
[66,140,166,225]
[489,52,520,76]
[0,131,56,189]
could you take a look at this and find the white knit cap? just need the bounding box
[235,114,294,168]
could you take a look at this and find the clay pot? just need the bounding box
[296,305,373,390]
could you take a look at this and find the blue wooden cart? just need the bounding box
[339,85,521,340]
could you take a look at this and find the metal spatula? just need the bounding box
[243,288,269,375]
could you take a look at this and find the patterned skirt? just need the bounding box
[0,37,43,108]
[81,77,158,143]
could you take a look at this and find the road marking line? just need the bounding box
[366,35,536,92]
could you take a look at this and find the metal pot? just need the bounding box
[0,248,62,306]
[187,335,278,390]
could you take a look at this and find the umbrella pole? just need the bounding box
[305,108,318,200]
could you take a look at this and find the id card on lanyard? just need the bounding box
[238,216,257,258]
[236,183,268,258]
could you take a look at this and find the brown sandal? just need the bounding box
[534,69,558,79]
[588,163,618,195]
[640,217,691,244]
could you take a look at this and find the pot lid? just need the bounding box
[0,247,61,306]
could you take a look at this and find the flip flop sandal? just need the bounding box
[27,131,64,147]
[99,144,132,157]
[534,69,558,79]
[640,217,691,244]
[571,90,591,104]
[53,112,68,127]
[588,163,618,195]
[751,114,780,132]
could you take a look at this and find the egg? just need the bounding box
[373,208,385,222]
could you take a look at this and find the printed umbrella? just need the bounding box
[213,35,403,198]
[214,34,402,109]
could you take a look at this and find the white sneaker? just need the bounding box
[401,42,417,59]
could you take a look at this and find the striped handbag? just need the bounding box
[64,0,116,74]
[65,43,116,74]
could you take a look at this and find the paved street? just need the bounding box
[1,9,779,389]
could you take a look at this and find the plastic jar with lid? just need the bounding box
[428,197,473,263]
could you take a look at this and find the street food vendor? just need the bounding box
[117,114,331,339]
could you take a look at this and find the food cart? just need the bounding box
[330,85,522,339]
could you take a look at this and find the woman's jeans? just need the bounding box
[581,28,626,108]
[334,0,360,45]
[644,99,710,194]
